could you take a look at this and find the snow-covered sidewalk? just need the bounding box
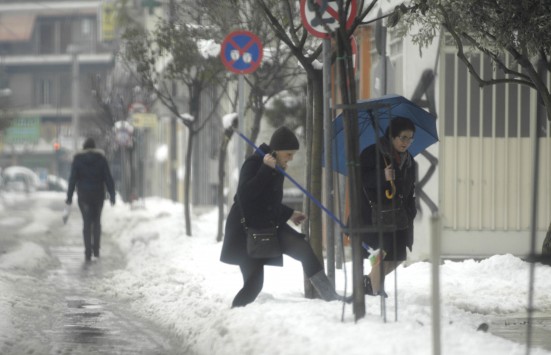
[94,197,551,355]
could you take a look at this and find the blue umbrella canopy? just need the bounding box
[328,94,438,175]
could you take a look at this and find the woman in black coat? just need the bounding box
[221,126,348,307]
[360,117,417,297]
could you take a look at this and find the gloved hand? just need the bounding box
[65,199,72,205]
[110,197,115,206]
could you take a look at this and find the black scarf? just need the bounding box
[378,137,412,170]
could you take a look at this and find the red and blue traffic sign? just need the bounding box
[221,30,263,74]
[300,0,357,39]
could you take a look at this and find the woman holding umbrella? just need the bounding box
[359,117,417,297]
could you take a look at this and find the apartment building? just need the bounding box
[0,0,115,178]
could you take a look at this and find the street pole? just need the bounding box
[71,50,79,152]
[237,75,245,169]
[169,0,178,202]
[323,38,336,285]
[431,213,442,355]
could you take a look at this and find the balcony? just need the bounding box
[0,53,114,68]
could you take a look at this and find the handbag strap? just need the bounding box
[235,192,249,230]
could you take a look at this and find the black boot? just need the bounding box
[309,271,352,303]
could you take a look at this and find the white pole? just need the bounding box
[431,213,442,355]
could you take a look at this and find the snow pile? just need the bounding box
[97,198,551,355]
[0,242,48,270]
[197,39,220,59]
[222,112,238,129]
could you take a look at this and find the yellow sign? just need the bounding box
[132,113,157,128]
[101,2,117,41]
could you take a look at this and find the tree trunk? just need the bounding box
[184,132,193,236]
[303,76,315,299]
[336,26,365,320]
[300,71,325,299]
[543,223,551,255]
[248,104,264,156]
[183,81,203,237]
[310,71,325,269]
[217,130,233,242]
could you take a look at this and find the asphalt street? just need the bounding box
[0,194,185,355]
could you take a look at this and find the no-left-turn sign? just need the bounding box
[300,0,357,39]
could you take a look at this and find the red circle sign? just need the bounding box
[300,0,357,39]
[221,30,263,74]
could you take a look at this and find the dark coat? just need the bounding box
[66,148,116,203]
[359,140,417,251]
[220,143,294,267]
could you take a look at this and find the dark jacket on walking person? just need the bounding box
[221,126,349,307]
[359,117,417,296]
[66,138,115,261]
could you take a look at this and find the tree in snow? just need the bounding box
[398,0,551,123]
[89,63,156,202]
[198,0,308,241]
[253,1,340,299]
[121,0,228,236]
[203,0,306,157]
[255,0,379,309]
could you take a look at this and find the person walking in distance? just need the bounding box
[66,138,116,261]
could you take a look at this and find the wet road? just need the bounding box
[0,193,184,354]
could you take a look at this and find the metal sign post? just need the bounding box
[220,30,263,182]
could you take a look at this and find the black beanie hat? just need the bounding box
[83,137,96,149]
[269,126,300,151]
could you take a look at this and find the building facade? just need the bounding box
[353,3,550,259]
[0,0,115,180]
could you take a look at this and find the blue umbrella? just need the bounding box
[328,94,438,175]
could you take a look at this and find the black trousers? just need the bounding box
[231,225,323,308]
[77,190,105,258]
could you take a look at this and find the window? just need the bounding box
[38,21,55,54]
[443,51,536,138]
[368,26,403,96]
[35,77,54,106]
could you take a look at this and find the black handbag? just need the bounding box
[364,153,410,232]
[245,225,281,258]
[237,194,281,258]
[364,185,409,231]
[370,200,409,231]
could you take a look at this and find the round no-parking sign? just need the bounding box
[221,30,263,74]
